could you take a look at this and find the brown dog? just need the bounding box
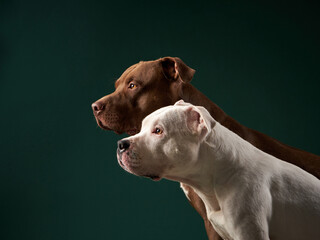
[92,57,320,240]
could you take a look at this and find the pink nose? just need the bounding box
[91,101,104,113]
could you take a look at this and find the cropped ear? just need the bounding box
[160,57,195,83]
[185,107,210,141]
[174,100,192,107]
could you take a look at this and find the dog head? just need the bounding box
[116,101,215,181]
[92,57,195,135]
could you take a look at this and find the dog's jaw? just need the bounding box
[96,119,111,131]
[117,147,162,181]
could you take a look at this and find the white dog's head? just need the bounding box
[116,100,216,181]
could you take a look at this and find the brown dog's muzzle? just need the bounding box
[92,94,140,135]
[91,98,112,131]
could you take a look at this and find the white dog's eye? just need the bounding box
[153,127,163,135]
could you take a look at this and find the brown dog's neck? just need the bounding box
[179,82,320,179]
[179,83,228,123]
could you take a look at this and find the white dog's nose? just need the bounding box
[118,140,130,153]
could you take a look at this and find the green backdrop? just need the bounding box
[1,1,319,239]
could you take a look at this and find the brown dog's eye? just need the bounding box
[153,128,163,135]
[128,83,137,89]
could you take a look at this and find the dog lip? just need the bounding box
[118,157,124,167]
[96,119,111,130]
[117,153,132,173]
[143,174,161,181]
[95,115,139,135]
[117,151,125,168]
[119,158,124,167]
[118,157,129,171]
[97,119,124,134]
[117,150,160,181]
[96,118,131,135]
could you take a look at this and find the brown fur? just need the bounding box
[92,57,320,240]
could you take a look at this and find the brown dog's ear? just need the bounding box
[160,57,195,82]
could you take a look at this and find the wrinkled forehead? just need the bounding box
[115,60,159,88]
[141,105,186,130]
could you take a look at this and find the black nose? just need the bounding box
[91,101,105,113]
[118,140,130,153]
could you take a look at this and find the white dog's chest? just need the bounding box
[180,183,232,239]
[207,210,232,240]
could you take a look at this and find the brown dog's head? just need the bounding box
[92,57,195,135]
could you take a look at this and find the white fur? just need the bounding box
[118,101,320,240]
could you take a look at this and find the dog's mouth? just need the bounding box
[117,154,129,171]
[119,158,124,167]
[117,152,161,181]
[119,159,129,172]
[96,119,111,131]
[97,118,124,134]
[117,150,139,174]
[96,118,139,136]
[143,174,161,181]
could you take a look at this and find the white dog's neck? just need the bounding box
[167,122,261,210]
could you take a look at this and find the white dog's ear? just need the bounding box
[174,100,192,106]
[185,106,214,141]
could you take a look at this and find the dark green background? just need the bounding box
[1,1,319,239]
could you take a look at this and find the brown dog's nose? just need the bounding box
[91,101,104,113]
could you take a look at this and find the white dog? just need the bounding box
[117,100,320,240]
